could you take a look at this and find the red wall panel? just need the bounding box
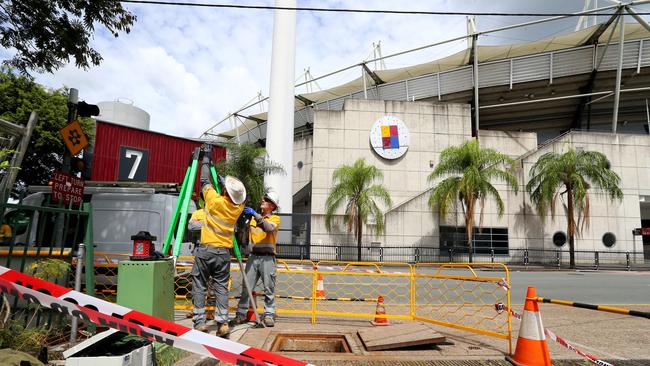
[92,122,225,193]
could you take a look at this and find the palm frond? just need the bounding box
[527,148,623,267]
[428,139,519,262]
[324,158,391,239]
[216,142,286,205]
[428,176,461,219]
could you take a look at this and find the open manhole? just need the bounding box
[270,333,351,353]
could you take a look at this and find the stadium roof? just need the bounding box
[207,22,650,141]
[300,23,650,103]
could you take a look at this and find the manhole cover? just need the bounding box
[270,333,351,353]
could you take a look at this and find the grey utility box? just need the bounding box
[63,329,153,366]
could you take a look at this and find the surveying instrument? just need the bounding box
[161,146,263,326]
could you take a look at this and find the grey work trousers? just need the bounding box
[236,254,277,317]
[190,245,231,325]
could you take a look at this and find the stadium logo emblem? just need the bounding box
[369,115,410,160]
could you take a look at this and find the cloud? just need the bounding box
[28,1,650,138]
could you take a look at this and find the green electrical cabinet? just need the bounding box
[117,260,174,321]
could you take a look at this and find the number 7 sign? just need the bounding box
[118,146,149,181]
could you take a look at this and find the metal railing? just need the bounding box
[276,243,648,270]
[1,201,92,274]
[1,200,94,327]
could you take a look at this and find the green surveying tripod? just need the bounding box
[161,146,263,325]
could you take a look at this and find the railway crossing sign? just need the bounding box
[59,120,88,156]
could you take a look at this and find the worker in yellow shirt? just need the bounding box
[0,218,12,245]
[231,190,281,327]
[189,145,246,337]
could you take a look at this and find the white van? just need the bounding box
[4,184,196,258]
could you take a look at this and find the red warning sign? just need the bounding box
[51,171,84,206]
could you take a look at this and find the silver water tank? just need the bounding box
[96,99,150,130]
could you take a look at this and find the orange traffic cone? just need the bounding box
[246,291,257,321]
[370,295,390,326]
[315,273,325,299]
[506,286,551,366]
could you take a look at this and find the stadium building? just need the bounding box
[203,13,650,264]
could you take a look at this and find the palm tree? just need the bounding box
[526,148,622,269]
[428,140,518,262]
[325,159,392,262]
[214,141,284,206]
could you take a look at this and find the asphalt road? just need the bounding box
[508,269,650,304]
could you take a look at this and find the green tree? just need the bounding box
[1,0,136,74]
[0,148,16,170]
[0,67,93,195]
[213,142,285,207]
[325,158,392,262]
[428,140,518,262]
[526,148,622,268]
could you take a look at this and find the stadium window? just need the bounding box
[439,226,509,255]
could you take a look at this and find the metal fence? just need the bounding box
[1,200,94,328]
[76,256,512,351]
[276,243,648,270]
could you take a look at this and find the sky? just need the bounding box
[9,1,650,139]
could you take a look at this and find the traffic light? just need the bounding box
[70,157,85,174]
[77,101,100,117]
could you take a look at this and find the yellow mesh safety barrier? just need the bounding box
[310,262,412,324]
[74,254,511,349]
[229,259,316,317]
[413,263,512,353]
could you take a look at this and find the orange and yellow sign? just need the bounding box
[59,120,88,155]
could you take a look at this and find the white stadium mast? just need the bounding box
[264,0,297,213]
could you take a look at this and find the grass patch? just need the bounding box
[155,343,188,366]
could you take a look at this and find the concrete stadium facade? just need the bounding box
[207,22,650,263]
[292,98,650,262]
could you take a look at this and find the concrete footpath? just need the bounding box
[173,304,650,366]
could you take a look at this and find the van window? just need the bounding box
[94,209,162,245]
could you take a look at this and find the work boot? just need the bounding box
[229,313,247,326]
[216,323,229,337]
[263,316,275,327]
[194,323,209,332]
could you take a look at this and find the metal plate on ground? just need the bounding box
[357,322,446,351]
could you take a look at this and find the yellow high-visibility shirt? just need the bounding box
[201,185,243,248]
[249,214,280,254]
[190,209,206,223]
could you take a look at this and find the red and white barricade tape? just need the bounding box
[495,303,613,366]
[0,265,314,366]
[544,327,614,366]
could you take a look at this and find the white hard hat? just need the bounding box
[224,176,246,205]
[264,190,280,210]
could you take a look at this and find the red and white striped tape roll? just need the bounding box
[0,265,314,366]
